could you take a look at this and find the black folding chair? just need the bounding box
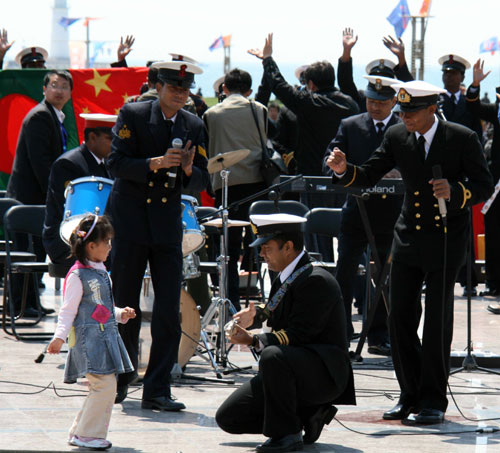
[2,205,53,340]
[304,207,343,274]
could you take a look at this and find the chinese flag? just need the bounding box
[0,67,148,188]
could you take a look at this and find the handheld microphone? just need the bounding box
[167,138,183,189]
[432,164,447,219]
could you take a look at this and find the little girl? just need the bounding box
[48,214,135,450]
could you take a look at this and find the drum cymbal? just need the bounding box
[207,149,250,174]
[203,218,250,228]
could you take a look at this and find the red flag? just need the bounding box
[419,0,431,16]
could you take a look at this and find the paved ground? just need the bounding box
[1,277,500,452]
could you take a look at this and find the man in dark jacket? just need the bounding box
[7,70,73,316]
[465,59,500,305]
[248,33,359,261]
[323,75,403,355]
[216,213,355,452]
[43,114,116,267]
[107,61,209,410]
[328,80,493,424]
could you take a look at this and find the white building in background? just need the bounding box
[48,0,70,68]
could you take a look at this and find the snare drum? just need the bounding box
[181,195,205,256]
[60,176,113,244]
[183,252,201,280]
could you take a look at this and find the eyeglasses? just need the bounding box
[47,83,71,91]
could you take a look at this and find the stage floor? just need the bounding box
[1,276,500,452]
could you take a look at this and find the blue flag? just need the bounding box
[59,17,81,29]
[387,0,410,38]
[479,37,499,54]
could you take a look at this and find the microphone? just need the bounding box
[167,138,183,189]
[432,165,447,220]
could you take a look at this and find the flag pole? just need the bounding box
[85,17,90,68]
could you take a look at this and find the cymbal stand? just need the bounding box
[197,167,237,378]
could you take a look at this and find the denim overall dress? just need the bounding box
[64,267,133,384]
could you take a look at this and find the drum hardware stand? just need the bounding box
[450,209,500,376]
[351,193,391,363]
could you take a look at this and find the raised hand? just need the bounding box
[0,29,14,59]
[342,28,358,51]
[382,35,406,64]
[472,59,491,87]
[248,33,273,60]
[117,35,135,61]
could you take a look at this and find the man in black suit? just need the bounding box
[327,81,493,424]
[43,114,116,267]
[437,54,484,297]
[107,61,209,410]
[216,214,355,452]
[323,75,403,356]
[465,59,500,303]
[248,33,358,261]
[7,70,73,316]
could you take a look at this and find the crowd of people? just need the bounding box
[1,26,498,452]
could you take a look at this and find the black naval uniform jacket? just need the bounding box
[7,99,64,204]
[255,253,355,405]
[323,112,403,234]
[334,119,493,271]
[261,57,359,176]
[439,92,483,142]
[106,99,209,245]
[43,144,110,264]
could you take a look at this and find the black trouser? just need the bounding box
[485,196,500,290]
[335,228,392,345]
[389,260,459,412]
[111,237,182,400]
[215,182,267,311]
[216,345,343,439]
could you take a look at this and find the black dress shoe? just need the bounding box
[40,306,55,315]
[462,287,478,297]
[487,303,500,314]
[256,432,303,453]
[141,396,185,411]
[480,288,500,297]
[368,342,391,356]
[383,403,413,420]
[303,404,337,444]
[115,384,128,404]
[407,408,444,424]
[22,307,44,318]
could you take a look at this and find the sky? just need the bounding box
[3,0,500,97]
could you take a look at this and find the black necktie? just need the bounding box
[449,93,456,114]
[417,135,426,162]
[165,119,173,141]
[376,122,385,138]
[99,162,109,178]
[269,277,282,300]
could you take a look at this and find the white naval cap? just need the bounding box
[249,214,307,247]
[365,59,396,77]
[363,74,399,100]
[151,61,203,88]
[391,80,447,112]
[213,75,226,94]
[438,54,471,73]
[169,53,199,64]
[79,113,118,129]
[15,46,48,66]
[295,64,309,84]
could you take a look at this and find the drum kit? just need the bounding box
[59,148,255,380]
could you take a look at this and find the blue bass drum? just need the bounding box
[181,195,205,256]
[60,176,113,244]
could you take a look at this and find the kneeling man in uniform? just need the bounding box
[216,213,355,452]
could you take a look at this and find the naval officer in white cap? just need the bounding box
[216,213,355,451]
[327,80,493,424]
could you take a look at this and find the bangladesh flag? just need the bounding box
[0,67,148,190]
